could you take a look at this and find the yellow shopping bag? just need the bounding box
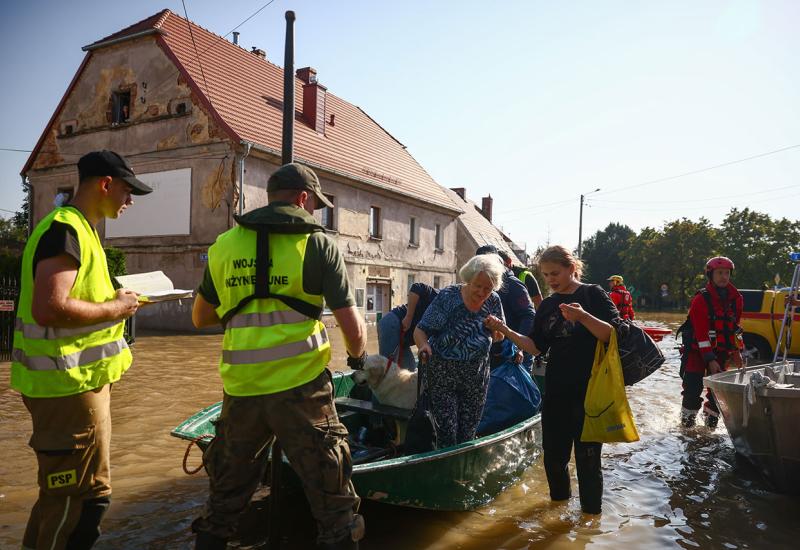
[581,330,640,443]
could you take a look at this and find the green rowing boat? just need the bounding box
[171,370,542,511]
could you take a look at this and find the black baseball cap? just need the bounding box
[267,163,333,209]
[476,244,499,256]
[77,150,153,195]
[477,244,512,264]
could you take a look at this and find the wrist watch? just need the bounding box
[347,352,366,370]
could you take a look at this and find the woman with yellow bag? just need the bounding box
[485,245,622,516]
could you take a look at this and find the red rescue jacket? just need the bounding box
[689,281,743,354]
[609,284,635,320]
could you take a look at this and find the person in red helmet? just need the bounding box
[680,256,743,428]
[607,275,635,320]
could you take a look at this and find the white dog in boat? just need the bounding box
[352,354,418,410]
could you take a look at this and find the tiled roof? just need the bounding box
[86,9,171,46]
[82,9,459,212]
[443,188,522,265]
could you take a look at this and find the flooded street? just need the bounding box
[2,314,798,549]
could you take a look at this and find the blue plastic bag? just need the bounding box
[477,341,542,436]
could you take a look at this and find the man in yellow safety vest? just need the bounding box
[191,162,367,550]
[11,150,152,549]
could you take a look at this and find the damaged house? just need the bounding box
[21,9,463,329]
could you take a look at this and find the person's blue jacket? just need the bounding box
[492,270,535,354]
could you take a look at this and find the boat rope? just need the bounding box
[183,434,215,475]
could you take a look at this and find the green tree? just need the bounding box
[104,247,127,286]
[0,216,25,280]
[718,208,800,289]
[622,219,718,309]
[12,179,30,235]
[621,226,661,306]
[657,217,718,307]
[581,223,635,284]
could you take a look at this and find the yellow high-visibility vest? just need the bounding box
[11,207,131,397]
[208,226,330,396]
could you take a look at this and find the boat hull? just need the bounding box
[172,370,542,510]
[705,361,800,494]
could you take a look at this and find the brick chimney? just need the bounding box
[297,67,327,134]
[250,47,266,59]
[450,187,466,200]
[481,195,493,223]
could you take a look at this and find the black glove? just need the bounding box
[347,352,366,370]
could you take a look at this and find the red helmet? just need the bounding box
[706,256,734,272]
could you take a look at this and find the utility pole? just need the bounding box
[577,188,600,258]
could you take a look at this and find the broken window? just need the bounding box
[112,91,131,124]
[320,194,335,230]
[369,206,381,239]
[409,217,418,245]
[55,186,74,207]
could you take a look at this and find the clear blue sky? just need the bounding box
[2,0,798,253]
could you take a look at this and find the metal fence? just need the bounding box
[0,276,134,361]
[0,275,19,361]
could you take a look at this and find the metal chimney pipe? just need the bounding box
[232,31,239,45]
[270,15,296,549]
[281,11,295,165]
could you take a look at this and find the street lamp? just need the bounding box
[577,188,601,259]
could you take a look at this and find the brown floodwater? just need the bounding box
[1,313,798,549]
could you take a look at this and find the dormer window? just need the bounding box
[112,91,131,124]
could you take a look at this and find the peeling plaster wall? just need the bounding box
[24,36,459,330]
[25,36,237,300]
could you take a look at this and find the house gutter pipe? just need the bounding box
[237,142,252,216]
[22,175,31,236]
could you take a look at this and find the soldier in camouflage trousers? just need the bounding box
[192,370,363,547]
[191,163,368,549]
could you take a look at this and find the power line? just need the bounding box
[0,147,229,162]
[588,184,799,205]
[181,0,214,108]
[489,142,800,217]
[145,0,278,99]
[493,197,578,216]
[594,143,800,197]
[588,190,800,213]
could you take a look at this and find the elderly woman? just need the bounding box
[413,254,506,448]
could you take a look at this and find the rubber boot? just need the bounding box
[65,496,111,550]
[195,531,228,550]
[680,407,698,428]
[704,413,719,429]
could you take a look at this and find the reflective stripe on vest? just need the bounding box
[223,329,328,365]
[12,338,129,371]
[10,207,131,397]
[208,226,330,396]
[226,310,310,330]
[15,317,122,340]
